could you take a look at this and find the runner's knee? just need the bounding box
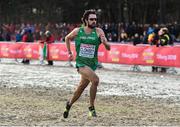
[91,76,99,86]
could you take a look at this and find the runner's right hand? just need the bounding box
[68,54,73,61]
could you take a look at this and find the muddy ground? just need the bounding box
[0,59,180,126]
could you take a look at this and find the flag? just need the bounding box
[39,43,47,63]
[43,42,47,59]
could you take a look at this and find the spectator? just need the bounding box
[0,30,4,41]
[22,29,34,64]
[5,30,11,41]
[158,27,171,73]
[119,31,128,43]
[15,30,22,42]
[158,27,173,46]
[45,30,55,65]
[133,33,141,45]
[148,32,159,72]
[131,33,141,71]
[143,24,155,44]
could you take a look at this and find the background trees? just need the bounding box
[0,0,179,24]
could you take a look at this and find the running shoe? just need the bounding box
[88,106,97,117]
[63,101,71,118]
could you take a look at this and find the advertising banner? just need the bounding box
[1,42,180,67]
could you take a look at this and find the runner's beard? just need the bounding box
[88,23,96,29]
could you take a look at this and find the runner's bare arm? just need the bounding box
[96,28,111,50]
[65,28,79,61]
[65,28,79,54]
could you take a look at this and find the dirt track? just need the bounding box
[0,60,180,126]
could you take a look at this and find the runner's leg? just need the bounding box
[78,66,99,107]
[69,74,90,106]
[64,66,99,118]
[63,73,90,118]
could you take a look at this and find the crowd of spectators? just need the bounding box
[0,21,180,44]
[100,21,180,44]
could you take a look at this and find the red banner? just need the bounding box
[47,43,76,61]
[1,42,180,67]
[0,42,39,59]
[155,46,180,67]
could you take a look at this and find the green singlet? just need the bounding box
[75,27,101,71]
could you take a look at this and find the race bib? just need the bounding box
[79,44,95,58]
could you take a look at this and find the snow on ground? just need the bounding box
[0,59,180,102]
